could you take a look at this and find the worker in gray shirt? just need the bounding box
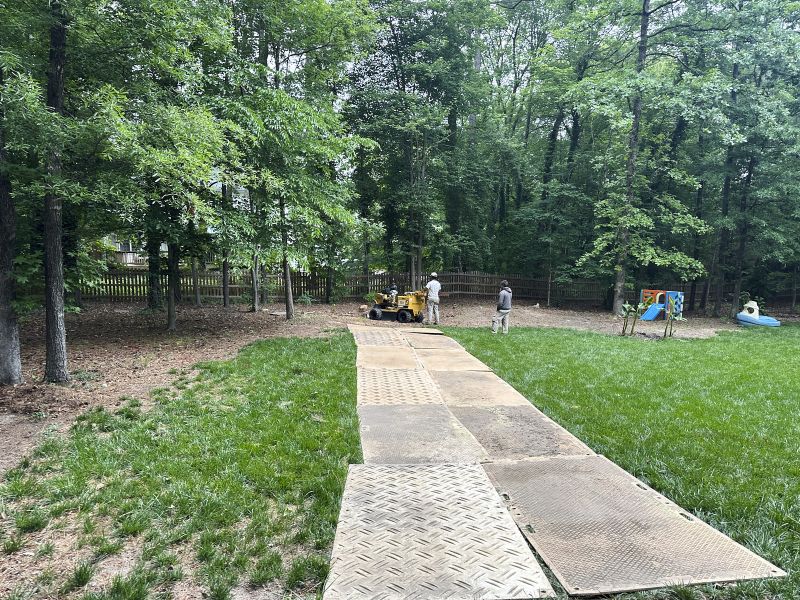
[425,272,441,325]
[492,280,512,334]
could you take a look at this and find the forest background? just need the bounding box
[1,0,799,383]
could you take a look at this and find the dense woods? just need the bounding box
[1,0,799,383]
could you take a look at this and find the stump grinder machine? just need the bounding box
[368,287,426,323]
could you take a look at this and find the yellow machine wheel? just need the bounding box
[397,309,413,323]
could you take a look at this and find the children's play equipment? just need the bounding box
[639,290,684,321]
[736,300,780,327]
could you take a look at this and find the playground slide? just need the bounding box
[640,303,665,321]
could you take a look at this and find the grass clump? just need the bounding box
[249,550,283,586]
[0,333,359,596]
[286,554,329,590]
[448,324,800,599]
[15,507,48,533]
[60,560,94,593]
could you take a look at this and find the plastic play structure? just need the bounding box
[736,300,781,327]
[639,289,684,321]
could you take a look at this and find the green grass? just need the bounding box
[447,324,800,599]
[0,332,360,597]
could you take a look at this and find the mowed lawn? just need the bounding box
[1,333,360,599]
[448,324,800,599]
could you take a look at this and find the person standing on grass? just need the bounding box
[492,280,512,334]
[425,272,441,325]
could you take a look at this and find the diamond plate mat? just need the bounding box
[431,370,532,406]
[349,325,409,347]
[403,332,464,350]
[415,348,492,372]
[358,404,488,464]
[357,368,444,405]
[450,405,593,460]
[484,455,786,595]
[324,464,555,600]
[357,346,418,369]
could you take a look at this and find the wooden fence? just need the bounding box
[80,269,611,305]
[81,269,796,309]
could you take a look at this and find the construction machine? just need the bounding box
[368,289,426,323]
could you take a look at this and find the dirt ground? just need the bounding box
[0,298,788,476]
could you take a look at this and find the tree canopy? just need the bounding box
[2,0,799,382]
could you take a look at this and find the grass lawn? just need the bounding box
[447,324,800,599]
[1,332,360,599]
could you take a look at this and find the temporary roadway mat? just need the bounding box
[330,324,785,599]
[324,464,555,600]
[485,455,786,595]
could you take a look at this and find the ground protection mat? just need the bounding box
[403,332,465,350]
[357,346,418,369]
[430,370,532,407]
[358,404,488,464]
[415,348,492,372]
[349,326,409,347]
[484,455,786,596]
[324,463,555,600]
[450,405,593,460]
[357,368,444,406]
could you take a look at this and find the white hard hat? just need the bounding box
[430,272,438,278]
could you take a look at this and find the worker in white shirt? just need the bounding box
[425,272,442,325]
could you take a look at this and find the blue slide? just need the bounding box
[640,303,665,321]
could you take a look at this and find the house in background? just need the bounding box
[106,235,166,268]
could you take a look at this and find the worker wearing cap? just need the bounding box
[492,280,512,334]
[425,272,441,325]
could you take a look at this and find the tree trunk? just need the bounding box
[222,251,230,307]
[688,133,706,313]
[326,266,333,304]
[260,264,268,305]
[565,108,581,182]
[251,252,260,312]
[0,65,22,385]
[167,243,178,331]
[792,266,797,313]
[146,232,162,310]
[279,197,294,319]
[192,257,201,306]
[44,0,69,383]
[729,154,756,318]
[713,63,739,317]
[613,0,650,315]
[541,107,565,203]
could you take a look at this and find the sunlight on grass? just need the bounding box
[448,324,800,599]
[0,332,360,598]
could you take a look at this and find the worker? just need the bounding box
[384,280,399,302]
[425,272,441,325]
[492,279,512,334]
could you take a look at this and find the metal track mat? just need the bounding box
[349,326,410,348]
[430,370,531,407]
[357,368,444,406]
[324,464,555,600]
[357,347,418,369]
[450,405,593,460]
[415,348,492,372]
[358,404,488,464]
[403,333,464,350]
[484,455,786,595]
